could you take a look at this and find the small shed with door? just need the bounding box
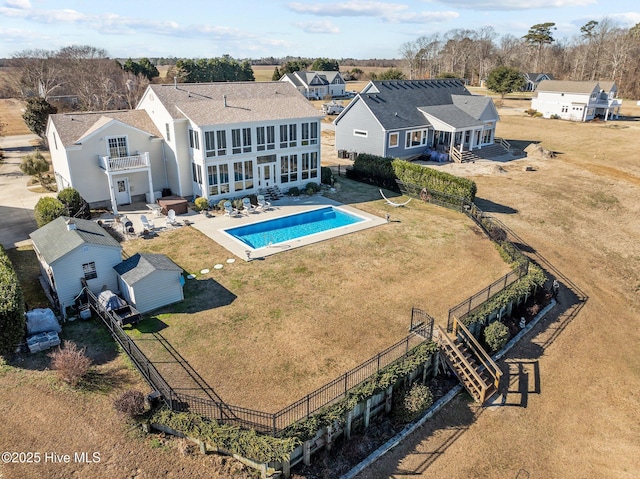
[30,217,122,317]
[114,253,184,313]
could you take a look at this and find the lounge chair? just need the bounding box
[256,194,271,211]
[242,197,256,214]
[140,214,155,231]
[223,201,239,217]
[166,209,179,227]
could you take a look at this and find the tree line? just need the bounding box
[399,20,640,98]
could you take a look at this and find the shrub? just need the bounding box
[34,196,65,228]
[346,153,397,190]
[49,341,92,386]
[484,321,510,353]
[321,166,333,185]
[305,182,320,193]
[0,246,25,356]
[19,151,50,187]
[392,159,477,202]
[288,186,300,197]
[193,197,209,211]
[396,383,434,423]
[57,187,90,219]
[113,389,147,417]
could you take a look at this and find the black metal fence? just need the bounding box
[396,180,531,332]
[87,284,435,435]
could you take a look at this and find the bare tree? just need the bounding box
[9,49,66,99]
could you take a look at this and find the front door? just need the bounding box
[115,177,130,205]
[258,163,275,188]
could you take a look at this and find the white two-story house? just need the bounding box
[280,71,346,99]
[46,82,323,214]
[531,80,622,121]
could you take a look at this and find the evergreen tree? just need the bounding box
[22,97,57,138]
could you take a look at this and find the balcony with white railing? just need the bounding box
[99,152,150,172]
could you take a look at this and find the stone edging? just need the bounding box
[339,299,557,479]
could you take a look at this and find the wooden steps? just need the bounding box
[436,321,502,404]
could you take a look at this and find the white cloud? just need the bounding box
[295,20,340,34]
[4,0,31,9]
[288,0,458,24]
[288,1,408,18]
[427,0,597,11]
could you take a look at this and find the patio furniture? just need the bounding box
[242,197,256,214]
[223,201,239,217]
[140,214,155,231]
[146,203,162,217]
[166,209,179,227]
[256,194,271,211]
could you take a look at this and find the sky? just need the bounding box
[1,0,639,60]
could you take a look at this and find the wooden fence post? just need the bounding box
[385,385,393,413]
[326,424,333,451]
[364,398,372,428]
[345,409,353,440]
[303,440,312,466]
[282,459,291,479]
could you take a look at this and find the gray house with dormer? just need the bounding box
[334,79,499,161]
[280,71,346,99]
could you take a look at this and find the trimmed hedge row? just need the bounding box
[0,245,25,356]
[392,159,477,202]
[345,154,398,190]
[281,340,439,441]
[462,263,546,327]
[147,408,300,463]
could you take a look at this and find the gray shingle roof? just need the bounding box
[30,217,121,264]
[350,79,474,130]
[419,105,485,129]
[49,110,161,148]
[145,82,321,125]
[535,80,601,94]
[114,253,182,285]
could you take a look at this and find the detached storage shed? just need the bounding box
[114,253,184,313]
[30,217,122,317]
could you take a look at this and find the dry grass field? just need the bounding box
[122,183,510,411]
[354,100,640,479]
[1,93,639,479]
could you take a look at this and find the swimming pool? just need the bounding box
[224,206,366,249]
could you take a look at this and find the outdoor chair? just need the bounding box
[242,197,256,214]
[223,201,239,217]
[166,209,179,227]
[256,194,271,211]
[140,214,155,231]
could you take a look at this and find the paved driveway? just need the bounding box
[0,134,53,249]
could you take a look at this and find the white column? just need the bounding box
[108,173,118,215]
[147,165,155,204]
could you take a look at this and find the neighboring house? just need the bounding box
[46,110,165,212]
[334,79,500,160]
[46,82,323,213]
[280,71,346,99]
[522,73,554,91]
[113,253,184,313]
[531,80,622,121]
[30,217,122,317]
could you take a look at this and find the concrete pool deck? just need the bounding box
[190,195,387,260]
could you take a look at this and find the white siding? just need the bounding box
[50,245,122,313]
[121,270,183,313]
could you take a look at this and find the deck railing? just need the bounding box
[99,152,150,172]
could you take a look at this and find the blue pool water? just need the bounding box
[225,206,365,249]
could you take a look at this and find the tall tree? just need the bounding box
[523,22,556,71]
[271,66,281,81]
[311,58,339,71]
[22,98,57,138]
[485,66,526,100]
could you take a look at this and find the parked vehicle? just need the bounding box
[322,102,345,115]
